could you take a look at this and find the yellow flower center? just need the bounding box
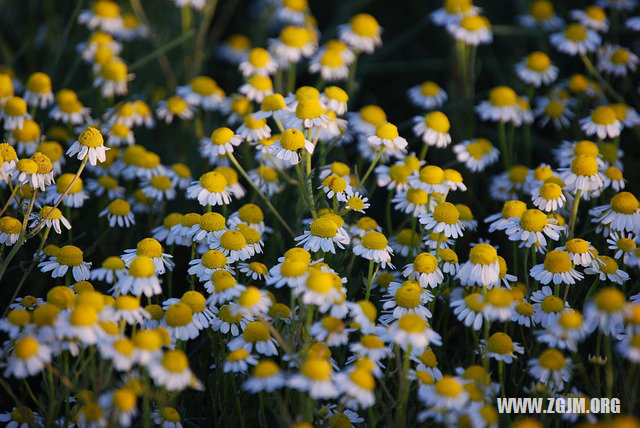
[539,182,563,200]
[8,309,30,326]
[435,376,464,397]
[394,281,422,308]
[419,81,441,96]
[243,321,270,342]
[489,86,517,107]
[419,165,445,184]
[375,122,399,140]
[347,196,366,211]
[349,368,375,390]
[0,216,21,235]
[605,166,623,181]
[398,313,427,333]
[253,360,280,378]
[487,332,514,354]
[15,336,40,360]
[165,302,193,327]
[160,407,181,422]
[611,49,630,65]
[145,304,164,320]
[280,26,312,48]
[539,349,566,370]
[306,270,334,293]
[486,288,514,308]
[543,250,572,273]
[128,256,155,278]
[389,164,411,183]
[617,238,636,252]
[181,291,206,313]
[301,358,331,381]
[598,256,619,275]
[56,245,84,267]
[310,216,339,238]
[162,350,189,372]
[106,199,130,216]
[611,192,639,214]
[238,286,262,308]
[16,159,38,175]
[114,295,140,311]
[361,231,388,250]
[4,96,27,117]
[360,105,387,126]
[133,330,162,350]
[350,13,380,37]
[531,0,554,19]
[520,209,548,232]
[324,86,348,103]
[526,51,551,72]
[516,301,534,316]
[219,229,247,251]
[101,60,128,82]
[211,270,237,292]
[167,96,188,114]
[586,5,606,21]
[433,202,460,225]
[558,310,583,329]
[70,304,98,326]
[113,338,135,356]
[280,128,306,151]
[218,304,242,323]
[591,106,616,126]
[565,24,587,42]
[397,228,420,247]
[469,243,498,265]
[93,0,120,18]
[425,111,450,133]
[541,296,564,314]
[200,171,228,193]
[460,15,488,32]
[320,50,344,67]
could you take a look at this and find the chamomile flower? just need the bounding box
[386,313,442,352]
[531,286,569,327]
[559,155,605,194]
[149,350,202,391]
[375,162,413,191]
[162,301,203,341]
[231,286,272,317]
[475,86,521,124]
[310,316,350,346]
[617,333,640,363]
[177,76,225,110]
[597,44,639,77]
[585,287,626,336]
[419,375,469,411]
[336,367,376,409]
[320,174,351,202]
[309,49,349,81]
[338,13,382,54]
[238,262,269,281]
[535,97,574,129]
[590,192,640,234]
[269,25,316,65]
[4,336,51,378]
[531,250,584,285]
[9,119,41,156]
[90,256,126,284]
[244,359,285,392]
[236,113,271,142]
[167,163,192,190]
[380,280,433,324]
[114,256,162,297]
[607,232,637,263]
[98,199,135,228]
[536,309,592,351]
[516,51,558,86]
[420,202,465,239]
[0,216,22,246]
[447,15,493,46]
[288,357,338,399]
[67,126,109,166]
[367,122,408,158]
[320,86,349,116]
[38,245,91,281]
[205,270,246,305]
[94,58,132,97]
[390,228,423,257]
[108,295,150,325]
[294,269,341,308]
[480,332,524,363]
[228,320,278,356]
[528,349,572,391]
[295,215,350,253]
[602,166,626,192]
[413,111,451,148]
[550,23,601,56]
[530,182,566,212]
[453,138,499,172]
[407,81,448,110]
[0,407,42,428]
[353,231,394,268]
[211,229,253,262]
[456,243,500,287]
[186,171,232,207]
[49,89,91,125]
[211,304,250,337]
[156,96,194,124]
[571,5,609,32]
[518,0,564,30]
[266,257,311,289]
[78,0,123,33]
[585,255,630,284]
[580,105,621,139]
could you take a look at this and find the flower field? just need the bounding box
[1,0,640,426]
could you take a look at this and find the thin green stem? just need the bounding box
[568,190,582,239]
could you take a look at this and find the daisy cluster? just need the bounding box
[0,0,639,427]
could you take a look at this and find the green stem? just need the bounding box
[227,152,295,237]
[358,146,384,190]
[579,53,625,104]
[568,190,582,239]
[346,52,360,100]
[497,121,510,170]
[286,63,297,94]
[365,259,375,301]
[396,345,412,428]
